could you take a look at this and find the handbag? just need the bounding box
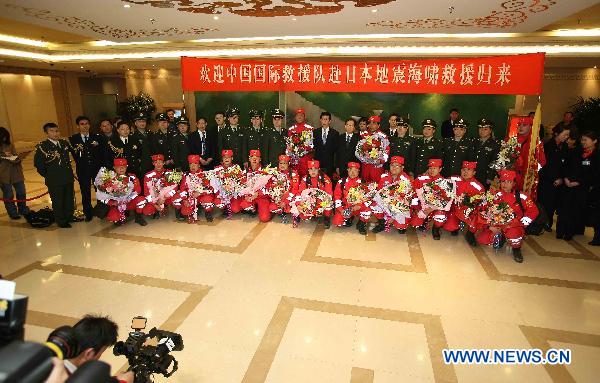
[93,201,109,219]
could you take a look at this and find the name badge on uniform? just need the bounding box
[428,146,433,149]
[582,160,591,166]
[485,147,492,151]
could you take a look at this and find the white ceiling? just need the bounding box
[0,0,598,42]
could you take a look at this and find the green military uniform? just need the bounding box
[471,119,501,187]
[441,118,474,177]
[261,109,287,167]
[219,108,245,166]
[387,117,416,175]
[413,119,442,176]
[171,116,192,171]
[34,138,75,226]
[149,113,175,168]
[243,110,264,162]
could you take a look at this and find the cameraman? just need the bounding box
[63,315,133,383]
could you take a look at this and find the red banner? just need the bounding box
[181,53,544,95]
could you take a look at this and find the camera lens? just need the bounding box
[46,326,79,360]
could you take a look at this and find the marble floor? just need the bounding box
[2,154,600,382]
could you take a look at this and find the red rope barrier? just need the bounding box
[0,191,50,203]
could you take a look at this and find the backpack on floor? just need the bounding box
[24,207,55,228]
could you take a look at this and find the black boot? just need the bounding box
[465,231,477,247]
[205,210,214,222]
[152,212,160,219]
[135,213,148,226]
[590,227,600,246]
[432,226,441,240]
[372,219,386,233]
[344,216,355,227]
[512,247,523,263]
[175,210,186,222]
[450,230,459,236]
[323,216,331,229]
[397,228,406,234]
[357,221,367,235]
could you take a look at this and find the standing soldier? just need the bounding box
[34,122,75,228]
[104,121,142,178]
[166,109,178,134]
[219,108,245,166]
[388,116,416,177]
[171,116,192,172]
[130,112,152,178]
[261,109,287,167]
[332,162,372,235]
[243,110,263,168]
[69,115,102,221]
[471,118,500,188]
[441,118,474,177]
[413,119,442,176]
[149,113,175,169]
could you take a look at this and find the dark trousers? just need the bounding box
[538,179,562,227]
[48,183,74,225]
[1,181,28,217]
[77,172,93,217]
[556,185,586,237]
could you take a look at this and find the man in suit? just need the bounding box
[313,111,339,178]
[104,121,143,177]
[190,116,216,169]
[69,115,102,221]
[34,122,75,228]
[335,118,360,179]
[383,113,399,137]
[130,112,153,178]
[261,109,287,167]
[441,108,460,139]
[212,111,227,163]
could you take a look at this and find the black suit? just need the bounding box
[190,128,217,169]
[441,119,455,139]
[335,132,359,178]
[69,133,103,217]
[313,127,339,177]
[103,135,143,178]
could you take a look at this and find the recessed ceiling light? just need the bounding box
[123,4,131,8]
[371,9,378,13]
[80,66,83,69]
[213,16,219,20]
[594,65,598,69]
[292,18,297,21]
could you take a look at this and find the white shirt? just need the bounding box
[345,133,353,142]
[322,128,329,142]
[64,360,77,375]
[81,134,89,142]
[121,136,128,145]
[49,139,60,147]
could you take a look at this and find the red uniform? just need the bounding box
[296,172,333,219]
[371,171,413,230]
[268,170,300,215]
[213,164,243,214]
[476,189,539,248]
[106,174,146,223]
[142,169,177,216]
[332,177,372,226]
[288,122,314,178]
[443,175,485,233]
[410,174,449,228]
[239,166,273,222]
[179,169,215,218]
[359,130,390,183]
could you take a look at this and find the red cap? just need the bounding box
[221,149,233,157]
[114,158,127,167]
[428,158,442,168]
[517,116,534,126]
[390,156,405,165]
[249,149,261,157]
[347,162,360,169]
[368,115,381,123]
[295,108,305,115]
[307,160,320,169]
[151,154,164,162]
[462,161,477,169]
[278,154,291,162]
[188,155,200,164]
[499,169,517,181]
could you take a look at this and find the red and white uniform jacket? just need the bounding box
[298,173,333,196]
[450,175,485,222]
[479,189,539,229]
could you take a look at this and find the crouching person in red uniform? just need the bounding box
[371,156,413,234]
[180,154,215,222]
[294,160,334,228]
[476,170,539,263]
[332,162,372,235]
[410,158,450,240]
[106,158,147,226]
[142,154,177,219]
[213,150,244,216]
[240,149,271,220]
[443,161,485,246]
[265,155,300,223]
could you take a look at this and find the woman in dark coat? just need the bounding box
[0,127,30,219]
[537,124,570,231]
[556,131,599,244]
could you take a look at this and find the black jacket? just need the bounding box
[68,133,103,179]
[34,139,74,186]
[539,139,569,184]
[313,127,339,174]
[335,132,360,174]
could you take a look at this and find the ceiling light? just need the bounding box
[292,18,297,21]
[123,4,131,8]
[80,66,83,68]
[594,65,597,69]
[371,9,378,13]
[213,16,219,20]
[551,28,600,37]
[0,33,48,48]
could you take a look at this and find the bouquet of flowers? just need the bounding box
[480,191,515,227]
[240,166,275,197]
[346,183,377,206]
[490,136,520,170]
[94,167,136,204]
[263,169,291,205]
[165,169,183,185]
[291,188,333,218]
[146,176,177,210]
[455,192,485,220]
[417,178,456,211]
[372,179,414,224]
[183,172,213,221]
[355,132,390,165]
[209,165,245,204]
[286,129,313,165]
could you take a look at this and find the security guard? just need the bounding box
[34,122,75,228]
[441,118,474,177]
[471,118,500,188]
[218,108,245,166]
[149,112,175,169]
[261,109,287,167]
[243,109,263,168]
[388,116,416,177]
[413,119,442,176]
[130,112,152,177]
[171,116,192,171]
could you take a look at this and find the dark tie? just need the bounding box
[124,138,128,145]
[347,135,351,144]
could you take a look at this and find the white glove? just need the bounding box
[521,217,532,226]
[417,210,427,219]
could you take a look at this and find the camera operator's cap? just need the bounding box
[422,118,437,128]
[279,154,290,162]
[368,115,381,123]
[133,112,148,121]
[187,154,201,164]
[249,149,261,157]
[249,109,262,118]
[454,118,468,128]
[390,156,405,165]
[428,158,442,167]
[271,108,284,118]
[397,116,409,127]
[347,162,360,169]
[177,116,190,126]
[151,154,164,162]
[114,158,128,167]
[221,149,233,157]
[226,108,240,117]
[499,169,517,181]
[155,112,168,121]
[308,160,320,169]
[462,161,477,169]
[477,118,494,128]
[295,108,305,115]
[517,116,534,126]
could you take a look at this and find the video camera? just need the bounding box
[113,316,183,383]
